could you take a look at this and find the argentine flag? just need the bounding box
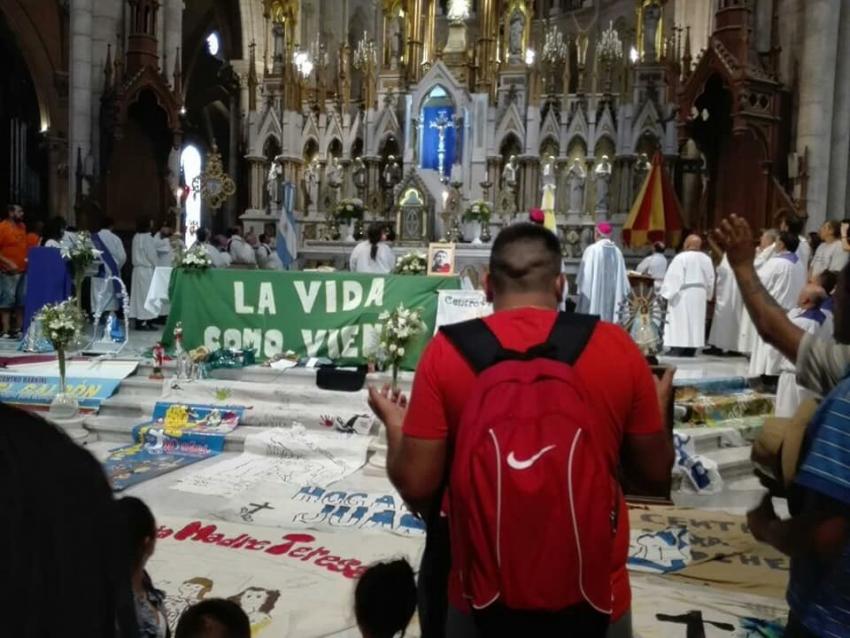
[277,181,298,269]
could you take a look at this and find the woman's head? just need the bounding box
[196,227,210,243]
[43,216,65,242]
[367,224,385,260]
[114,496,157,572]
[229,587,280,615]
[354,559,417,638]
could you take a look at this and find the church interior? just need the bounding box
[2,1,850,636]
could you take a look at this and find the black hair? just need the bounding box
[784,214,804,236]
[778,231,800,255]
[175,599,251,638]
[114,496,156,571]
[653,242,665,254]
[809,231,823,255]
[100,216,116,231]
[489,222,562,295]
[196,227,210,243]
[354,559,417,638]
[0,403,137,636]
[817,270,840,294]
[824,219,841,239]
[136,217,152,234]
[259,233,269,243]
[42,217,65,244]
[367,224,384,260]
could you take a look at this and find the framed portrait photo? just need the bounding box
[427,242,456,276]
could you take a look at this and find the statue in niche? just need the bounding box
[326,156,343,189]
[447,0,469,21]
[566,158,587,215]
[643,2,662,64]
[266,157,283,208]
[387,13,404,69]
[383,155,402,190]
[302,158,320,212]
[593,155,613,215]
[508,10,524,58]
[633,152,652,200]
[352,157,368,194]
[540,155,557,212]
[501,155,518,192]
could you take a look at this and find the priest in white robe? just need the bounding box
[89,217,127,315]
[660,235,715,356]
[748,232,807,378]
[707,253,743,353]
[128,221,159,330]
[779,213,811,272]
[635,242,668,293]
[738,230,778,354]
[576,222,630,322]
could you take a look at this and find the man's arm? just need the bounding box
[712,215,804,363]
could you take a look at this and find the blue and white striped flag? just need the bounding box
[277,181,298,269]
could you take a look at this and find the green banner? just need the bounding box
[162,270,460,369]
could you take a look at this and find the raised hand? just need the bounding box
[711,215,755,270]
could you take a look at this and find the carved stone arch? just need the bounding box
[302,137,320,162]
[323,111,344,155]
[565,107,589,150]
[494,102,526,155]
[344,112,363,156]
[249,106,283,156]
[369,106,402,156]
[630,100,664,153]
[302,112,321,150]
[594,105,618,153]
[411,61,470,117]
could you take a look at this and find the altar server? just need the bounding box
[738,229,778,354]
[748,232,807,378]
[129,219,159,330]
[775,285,828,418]
[90,217,127,315]
[660,235,715,356]
[575,222,630,322]
[707,253,743,354]
[635,242,668,293]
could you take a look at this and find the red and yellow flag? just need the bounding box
[623,152,684,248]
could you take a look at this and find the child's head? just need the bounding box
[354,559,417,638]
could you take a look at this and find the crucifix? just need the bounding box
[429,110,455,176]
[240,501,274,522]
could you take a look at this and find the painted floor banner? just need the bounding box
[0,374,122,412]
[162,270,460,367]
[171,426,372,498]
[628,526,692,574]
[148,516,424,637]
[104,403,245,491]
[216,482,426,538]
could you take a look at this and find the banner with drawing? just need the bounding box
[0,374,121,412]
[171,426,371,498]
[216,483,426,537]
[103,403,245,491]
[149,517,424,637]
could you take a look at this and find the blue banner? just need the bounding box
[0,374,121,411]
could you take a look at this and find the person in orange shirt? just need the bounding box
[0,204,29,339]
[26,219,43,250]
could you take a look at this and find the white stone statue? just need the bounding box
[643,2,662,63]
[447,0,470,21]
[633,152,652,199]
[388,14,404,69]
[326,156,343,190]
[501,155,518,192]
[593,155,613,215]
[383,155,402,189]
[567,158,587,215]
[540,155,557,211]
[352,157,367,192]
[266,158,282,207]
[303,158,320,211]
[509,10,524,57]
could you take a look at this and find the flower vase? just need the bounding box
[73,273,84,312]
[49,347,79,419]
[340,221,356,242]
[466,220,483,244]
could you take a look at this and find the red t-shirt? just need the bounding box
[403,308,663,620]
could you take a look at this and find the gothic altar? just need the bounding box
[241,0,694,274]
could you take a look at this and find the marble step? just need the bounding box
[675,419,763,455]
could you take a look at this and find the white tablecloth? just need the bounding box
[144,266,172,316]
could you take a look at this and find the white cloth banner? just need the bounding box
[216,482,426,537]
[171,427,372,498]
[150,516,423,637]
[434,289,492,333]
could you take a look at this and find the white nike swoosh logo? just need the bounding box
[507,445,557,470]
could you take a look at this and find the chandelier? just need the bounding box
[541,24,568,66]
[596,21,623,66]
[293,48,313,77]
[352,31,376,71]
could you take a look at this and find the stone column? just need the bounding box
[796,0,841,228]
[828,2,850,222]
[226,90,240,226]
[163,0,183,78]
[246,155,267,211]
[69,0,94,222]
[47,136,69,220]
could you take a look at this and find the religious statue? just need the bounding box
[633,152,652,200]
[508,10,525,59]
[352,157,368,194]
[447,0,470,22]
[593,155,613,215]
[383,155,402,190]
[643,1,662,64]
[540,155,557,211]
[150,342,165,380]
[501,155,518,192]
[326,156,343,190]
[266,157,283,208]
[429,110,455,177]
[302,158,320,212]
[387,13,404,70]
[566,158,587,216]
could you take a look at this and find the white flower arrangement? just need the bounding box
[180,243,212,270]
[60,230,102,274]
[394,252,428,275]
[36,298,85,389]
[462,199,493,223]
[378,303,427,385]
[334,198,365,221]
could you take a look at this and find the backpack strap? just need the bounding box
[440,312,598,374]
[440,319,505,374]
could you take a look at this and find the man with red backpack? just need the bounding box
[368,223,674,636]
